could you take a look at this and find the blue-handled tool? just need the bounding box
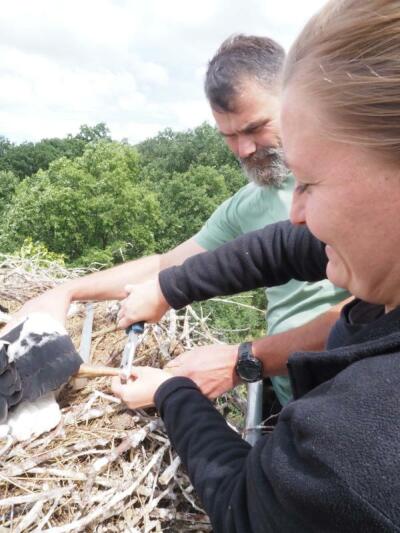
[120,321,145,383]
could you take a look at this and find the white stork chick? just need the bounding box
[0,313,82,441]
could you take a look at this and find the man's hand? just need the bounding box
[165,344,240,399]
[117,279,170,329]
[111,366,173,409]
[0,286,72,336]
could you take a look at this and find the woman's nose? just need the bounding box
[290,192,306,225]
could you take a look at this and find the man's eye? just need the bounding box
[249,124,266,134]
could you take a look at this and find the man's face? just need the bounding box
[212,80,287,187]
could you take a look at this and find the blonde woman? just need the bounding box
[112,1,400,531]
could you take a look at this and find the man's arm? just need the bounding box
[5,238,205,328]
[117,221,328,326]
[252,298,351,376]
[62,237,205,302]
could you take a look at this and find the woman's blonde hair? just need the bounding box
[284,0,400,159]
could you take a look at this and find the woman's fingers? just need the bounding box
[111,366,173,409]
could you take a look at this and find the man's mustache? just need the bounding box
[238,145,288,188]
[239,146,282,166]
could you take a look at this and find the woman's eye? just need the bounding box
[295,183,311,194]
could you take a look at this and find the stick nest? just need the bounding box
[0,254,245,532]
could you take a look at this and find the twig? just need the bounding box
[0,486,72,507]
[159,456,181,486]
[14,500,44,533]
[32,494,63,532]
[211,297,265,313]
[43,444,168,532]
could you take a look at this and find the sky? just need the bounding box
[0,0,327,145]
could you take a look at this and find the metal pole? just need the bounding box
[244,380,263,446]
[72,303,94,390]
[79,303,94,363]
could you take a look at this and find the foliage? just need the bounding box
[0,121,266,339]
[75,123,111,143]
[16,238,65,266]
[0,136,12,158]
[0,123,245,257]
[155,165,231,251]
[0,121,247,261]
[0,141,161,264]
[136,123,246,251]
[137,122,240,177]
[0,123,110,180]
[193,289,267,344]
[0,171,19,214]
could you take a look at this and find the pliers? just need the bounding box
[120,321,145,383]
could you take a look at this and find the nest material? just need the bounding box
[0,255,245,532]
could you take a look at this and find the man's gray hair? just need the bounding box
[205,34,285,112]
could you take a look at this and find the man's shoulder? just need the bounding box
[224,173,296,227]
[224,181,259,204]
[195,173,296,249]
[224,174,295,212]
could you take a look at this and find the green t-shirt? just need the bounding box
[194,174,349,405]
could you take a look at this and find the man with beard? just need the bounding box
[205,35,287,188]
[10,35,347,419]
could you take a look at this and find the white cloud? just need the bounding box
[0,0,328,143]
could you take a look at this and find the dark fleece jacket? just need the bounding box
[155,220,400,533]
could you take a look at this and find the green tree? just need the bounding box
[137,122,239,177]
[155,164,230,251]
[76,122,111,143]
[217,164,247,196]
[0,141,161,265]
[0,123,111,180]
[0,137,85,180]
[137,123,246,252]
[0,136,12,158]
[0,170,19,214]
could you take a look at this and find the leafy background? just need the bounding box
[0,123,266,341]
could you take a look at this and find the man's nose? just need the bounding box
[290,192,306,225]
[237,135,256,159]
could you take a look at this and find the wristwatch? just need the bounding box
[235,342,263,382]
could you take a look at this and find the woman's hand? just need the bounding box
[117,278,171,329]
[111,366,173,409]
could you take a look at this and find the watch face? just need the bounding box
[237,359,263,382]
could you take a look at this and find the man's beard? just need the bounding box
[239,146,288,187]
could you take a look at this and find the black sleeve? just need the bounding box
[159,220,327,309]
[155,376,308,533]
[155,375,394,533]
[155,377,255,532]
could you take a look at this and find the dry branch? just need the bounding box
[0,254,245,532]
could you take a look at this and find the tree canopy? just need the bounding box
[0,141,161,265]
[0,123,110,180]
[0,122,262,341]
[0,122,246,265]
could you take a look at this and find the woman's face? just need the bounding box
[281,86,400,308]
